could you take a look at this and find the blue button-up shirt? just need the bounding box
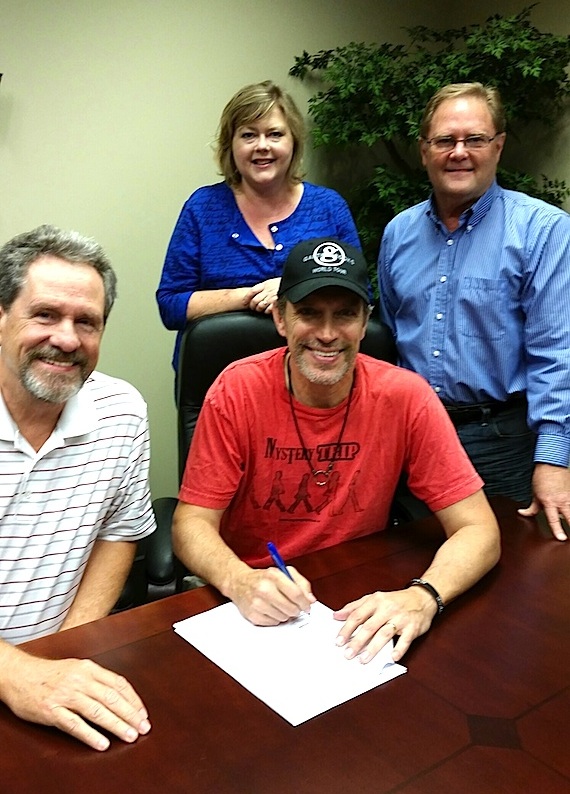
[378,181,570,467]
[157,181,361,371]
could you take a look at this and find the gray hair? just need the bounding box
[0,224,117,321]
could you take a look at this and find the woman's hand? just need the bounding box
[244,277,281,313]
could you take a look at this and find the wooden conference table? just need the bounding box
[1,497,569,794]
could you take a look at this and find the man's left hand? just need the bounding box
[333,586,438,663]
[518,463,570,541]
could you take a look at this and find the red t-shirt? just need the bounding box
[179,349,482,567]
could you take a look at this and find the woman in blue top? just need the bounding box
[156,80,361,372]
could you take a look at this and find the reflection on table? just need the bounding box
[1,497,569,794]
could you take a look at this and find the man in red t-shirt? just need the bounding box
[173,237,500,664]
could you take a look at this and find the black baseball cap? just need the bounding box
[277,238,370,303]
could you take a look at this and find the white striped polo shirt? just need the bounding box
[0,370,156,644]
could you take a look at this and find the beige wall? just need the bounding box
[1,1,568,498]
[446,1,570,191]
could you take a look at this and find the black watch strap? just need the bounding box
[407,578,444,614]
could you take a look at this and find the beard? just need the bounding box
[291,343,355,387]
[20,345,90,403]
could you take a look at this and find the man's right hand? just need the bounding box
[2,650,151,751]
[227,565,315,625]
[518,463,570,541]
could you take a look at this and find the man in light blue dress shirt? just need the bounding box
[378,82,570,541]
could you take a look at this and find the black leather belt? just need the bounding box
[443,393,525,427]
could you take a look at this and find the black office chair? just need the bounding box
[145,310,423,599]
[113,543,148,610]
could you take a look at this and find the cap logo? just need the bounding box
[279,236,368,302]
[311,241,346,267]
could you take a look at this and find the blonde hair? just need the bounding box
[420,82,506,139]
[215,81,305,186]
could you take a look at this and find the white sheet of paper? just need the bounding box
[173,600,406,726]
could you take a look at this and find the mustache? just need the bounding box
[27,345,88,367]
[304,342,344,352]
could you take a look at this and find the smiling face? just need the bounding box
[274,287,368,407]
[231,107,294,192]
[0,255,105,406]
[421,96,505,218]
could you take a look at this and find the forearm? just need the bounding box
[334,492,500,663]
[173,503,315,624]
[60,540,136,630]
[172,504,251,599]
[186,288,251,321]
[420,507,500,607]
[0,640,28,706]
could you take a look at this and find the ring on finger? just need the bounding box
[385,621,398,634]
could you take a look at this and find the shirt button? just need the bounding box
[440,276,447,283]
[270,225,278,233]
[275,243,283,251]
[434,386,441,393]
[231,233,239,239]
[466,225,473,232]
[436,312,443,320]
[433,350,441,357]
[447,239,454,246]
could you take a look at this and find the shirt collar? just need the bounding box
[426,180,500,230]
[0,393,16,441]
[56,376,99,439]
[0,375,99,444]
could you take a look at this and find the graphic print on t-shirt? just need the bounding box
[261,437,361,517]
[287,473,313,514]
[263,470,287,512]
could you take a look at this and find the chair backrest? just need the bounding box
[176,310,397,482]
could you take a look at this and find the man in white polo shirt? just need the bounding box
[0,225,155,750]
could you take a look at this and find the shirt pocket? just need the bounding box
[457,277,506,340]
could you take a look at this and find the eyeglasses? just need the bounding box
[422,134,502,152]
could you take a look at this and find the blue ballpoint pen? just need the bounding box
[267,541,293,580]
[267,541,310,623]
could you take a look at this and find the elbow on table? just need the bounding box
[485,518,502,571]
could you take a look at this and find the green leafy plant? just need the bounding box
[290,5,570,280]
